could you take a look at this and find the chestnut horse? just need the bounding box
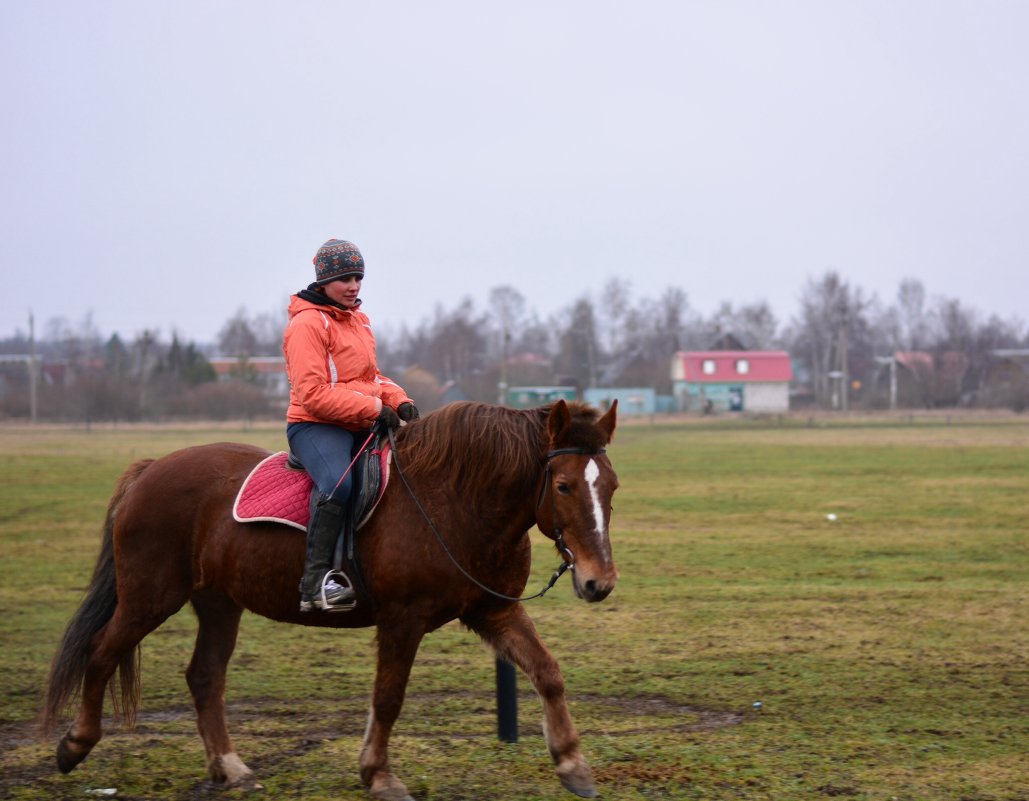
[42,399,619,800]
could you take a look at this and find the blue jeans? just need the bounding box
[286,422,368,504]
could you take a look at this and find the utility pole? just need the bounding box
[138,329,154,415]
[889,356,897,410]
[839,323,849,412]
[28,311,38,424]
[497,329,510,406]
[837,299,850,412]
[587,333,597,390]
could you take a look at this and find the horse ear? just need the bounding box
[597,399,618,443]
[547,399,572,445]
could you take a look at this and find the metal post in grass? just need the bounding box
[496,657,518,742]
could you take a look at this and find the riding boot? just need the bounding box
[299,492,356,612]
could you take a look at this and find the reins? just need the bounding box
[325,428,378,501]
[387,426,603,603]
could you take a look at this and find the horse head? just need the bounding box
[537,399,620,602]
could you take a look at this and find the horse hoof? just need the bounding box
[560,780,598,799]
[56,736,90,774]
[208,752,259,789]
[369,773,414,801]
[370,787,414,801]
[557,759,597,798]
[227,778,265,792]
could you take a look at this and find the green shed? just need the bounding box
[506,386,578,409]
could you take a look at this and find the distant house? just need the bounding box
[672,351,793,413]
[982,349,1029,409]
[398,365,470,411]
[884,351,971,407]
[208,356,289,401]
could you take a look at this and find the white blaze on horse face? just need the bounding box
[584,459,606,540]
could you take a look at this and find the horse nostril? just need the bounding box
[578,577,613,603]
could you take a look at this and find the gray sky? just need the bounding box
[3,1,1027,346]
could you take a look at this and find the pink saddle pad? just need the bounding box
[233,445,392,532]
[233,452,312,531]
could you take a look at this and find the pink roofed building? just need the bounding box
[671,351,794,413]
[208,356,290,401]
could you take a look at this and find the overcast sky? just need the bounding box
[3,1,1027,346]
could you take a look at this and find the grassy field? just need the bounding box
[1,414,1027,801]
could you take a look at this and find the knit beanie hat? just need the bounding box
[313,239,365,284]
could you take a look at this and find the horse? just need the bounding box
[42,399,619,800]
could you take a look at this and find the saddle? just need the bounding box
[233,438,391,608]
[233,440,391,532]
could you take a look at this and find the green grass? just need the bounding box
[1,416,1027,800]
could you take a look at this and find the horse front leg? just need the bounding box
[360,619,425,801]
[465,604,597,798]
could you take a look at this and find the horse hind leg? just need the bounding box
[56,601,176,774]
[464,605,597,799]
[186,590,257,788]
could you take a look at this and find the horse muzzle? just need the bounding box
[571,565,618,603]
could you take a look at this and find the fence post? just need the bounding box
[495,657,518,742]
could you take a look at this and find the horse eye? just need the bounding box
[556,483,571,495]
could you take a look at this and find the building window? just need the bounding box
[736,359,750,375]
[702,359,716,375]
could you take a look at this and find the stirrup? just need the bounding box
[300,570,357,613]
[321,570,357,612]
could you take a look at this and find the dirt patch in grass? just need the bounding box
[2,692,744,799]
[2,690,743,753]
[578,693,745,734]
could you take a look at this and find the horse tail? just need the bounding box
[41,458,155,735]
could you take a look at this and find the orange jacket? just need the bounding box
[283,294,411,429]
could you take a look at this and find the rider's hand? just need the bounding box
[377,406,401,431]
[398,402,420,422]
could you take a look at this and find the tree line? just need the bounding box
[1,271,1026,422]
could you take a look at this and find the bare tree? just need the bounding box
[698,300,779,350]
[489,286,527,403]
[251,309,288,356]
[100,333,138,420]
[554,296,602,390]
[788,271,871,409]
[398,298,490,387]
[600,277,630,355]
[132,329,159,417]
[896,278,932,351]
[218,308,259,357]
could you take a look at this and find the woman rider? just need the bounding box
[283,239,418,611]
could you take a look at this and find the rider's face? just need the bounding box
[323,275,362,308]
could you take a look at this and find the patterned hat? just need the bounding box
[313,239,365,284]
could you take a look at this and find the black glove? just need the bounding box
[377,406,400,432]
[398,402,420,422]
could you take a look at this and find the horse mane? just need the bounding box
[396,401,605,493]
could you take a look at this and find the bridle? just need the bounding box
[388,425,605,603]
[536,446,607,579]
